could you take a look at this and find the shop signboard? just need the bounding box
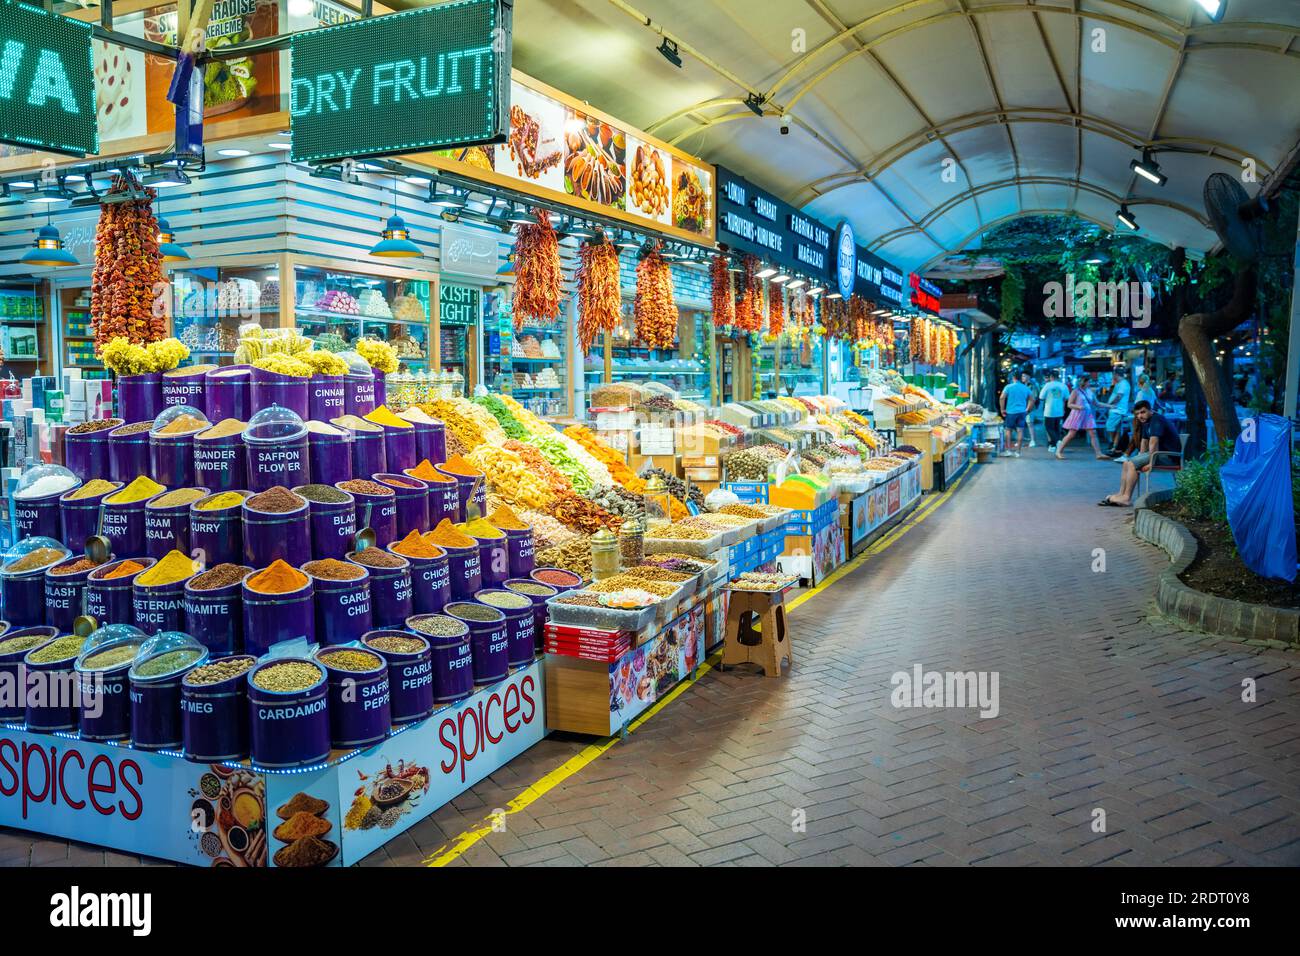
[856,250,906,306]
[717,165,832,282]
[439,221,500,279]
[910,273,943,314]
[439,283,480,327]
[0,1,98,157]
[851,462,923,546]
[290,0,512,164]
[421,72,714,244]
[608,604,705,732]
[834,221,856,298]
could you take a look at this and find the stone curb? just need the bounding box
[1133,489,1300,644]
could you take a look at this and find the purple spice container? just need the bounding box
[132,576,192,635]
[441,541,482,601]
[44,558,99,632]
[24,646,82,732]
[373,371,387,408]
[107,423,152,483]
[530,567,582,595]
[247,658,331,768]
[1,550,69,627]
[346,425,386,477]
[379,424,416,473]
[244,434,309,493]
[377,474,428,535]
[422,478,460,526]
[149,432,199,487]
[116,373,162,423]
[182,655,254,762]
[85,558,156,626]
[362,631,433,725]
[14,487,71,543]
[503,527,536,578]
[388,545,449,615]
[0,627,57,721]
[445,602,509,685]
[476,590,536,668]
[241,498,311,568]
[76,644,139,742]
[241,579,316,657]
[130,649,209,751]
[194,431,247,492]
[161,372,209,415]
[185,576,248,658]
[189,495,246,567]
[345,371,377,417]
[306,564,372,646]
[204,365,252,422]
[473,535,510,590]
[298,488,356,561]
[317,646,390,749]
[145,489,207,559]
[308,428,353,486]
[435,466,485,522]
[343,486,396,548]
[60,482,122,549]
[101,495,150,559]
[249,368,309,419]
[405,615,472,704]
[308,374,346,421]
[505,579,556,651]
[408,418,446,467]
[348,552,411,628]
[63,423,120,482]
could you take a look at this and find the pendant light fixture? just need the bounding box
[155,193,190,262]
[20,206,78,268]
[370,175,422,258]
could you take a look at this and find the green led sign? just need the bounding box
[289,0,510,165]
[0,0,97,157]
[440,283,480,327]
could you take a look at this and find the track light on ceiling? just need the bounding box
[657,38,682,68]
[785,278,806,290]
[1130,150,1167,186]
[744,93,766,117]
[755,267,777,279]
[771,274,790,284]
[824,292,842,300]
[1116,205,1138,230]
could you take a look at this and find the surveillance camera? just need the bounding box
[780,114,791,135]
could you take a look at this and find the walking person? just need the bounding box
[1038,370,1070,453]
[1055,373,1107,459]
[999,370,1034,457]
[1100,364,1132,456]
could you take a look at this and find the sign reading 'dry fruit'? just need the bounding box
[289,0,511,164]
[0,0,97,156]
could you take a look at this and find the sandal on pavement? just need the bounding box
[1097,497,1126,507]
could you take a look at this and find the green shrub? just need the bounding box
[1172,441,1233,522]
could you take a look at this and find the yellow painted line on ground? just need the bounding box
[424,472,968,866]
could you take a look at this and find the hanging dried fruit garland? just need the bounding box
[576,237,620,355]
[511,209,562,332]
[710,254,734,328]
[734,255,761,332]
[634,242,677,349]
[92,174,167,356]
[767,279,785,337]
[849,294,869,343]
[793,288,814,328]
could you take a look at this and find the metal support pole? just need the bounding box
[1284,222,1300,421]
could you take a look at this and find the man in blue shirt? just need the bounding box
[1099,401,1182,506]
[999,371,1035,457]
[1037,369,1070,453]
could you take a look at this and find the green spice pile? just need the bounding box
[475,591,531,610]
[408,615,466,636]
[0,634,51,655]
[27,635,86,663]
[135,649,202,677]
[505,581,555,597]
[365,634,425,654]
[82,645,140,670]
[185,657,255,685]
[319,649,381,672]
[445,602,500,622]
[295,484,350,504]
[473,395,530,440]
[253,661,322,692]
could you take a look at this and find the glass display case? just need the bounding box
[488,288,569,418]
[0,281,48,376]
[291,260,434,371]
[584,304,711,411]
[171,261,282,362]
[440,280,480,394]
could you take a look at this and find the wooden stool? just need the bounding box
[722,588,791,678]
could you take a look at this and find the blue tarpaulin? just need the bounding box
[1219,413,1296,582]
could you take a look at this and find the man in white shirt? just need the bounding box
[1100,364,1132,456]
[1037,370,1070,453]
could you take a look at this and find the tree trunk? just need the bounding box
[1177,265,1256,444]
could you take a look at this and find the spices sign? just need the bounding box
[0,0,98,157]
[289,0,511,164]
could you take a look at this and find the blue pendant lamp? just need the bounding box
[20,205,78,268]
[370,175,422,258]
[155,193,190,262]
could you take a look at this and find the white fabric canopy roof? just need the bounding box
[512,0,1300,274]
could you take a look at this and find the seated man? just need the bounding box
[1099,401,1181,507]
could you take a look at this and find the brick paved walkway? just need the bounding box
[4,447,1298,866]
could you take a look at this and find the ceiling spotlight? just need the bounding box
[744,92,766,117]
[755,267,777,279]
[657,37,682,68]
[785,278,807,289]
[727,259,742,273]
[1116,205,1138,230]
[404,174,429,185]
[771,274,790,284]
[1130,150,1166,186]
[824,292,842,300]
[871,308,890,315]
[428,184,466,209]
[808,286,824,296]
[9,180,34,190]
[267,141,292,151]
[507,206,535,225]
[143,168,190,189]
[1193,0,1225,21]
[217,148,251,158]
[567,221,594,239]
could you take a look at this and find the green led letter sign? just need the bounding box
[0,0,97,157]
[290,0,511,164]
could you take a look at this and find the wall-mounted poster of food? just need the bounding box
[627,135,673,227]
[564,108,627,210]
[672,158,713,237]
[503,84,566,192]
